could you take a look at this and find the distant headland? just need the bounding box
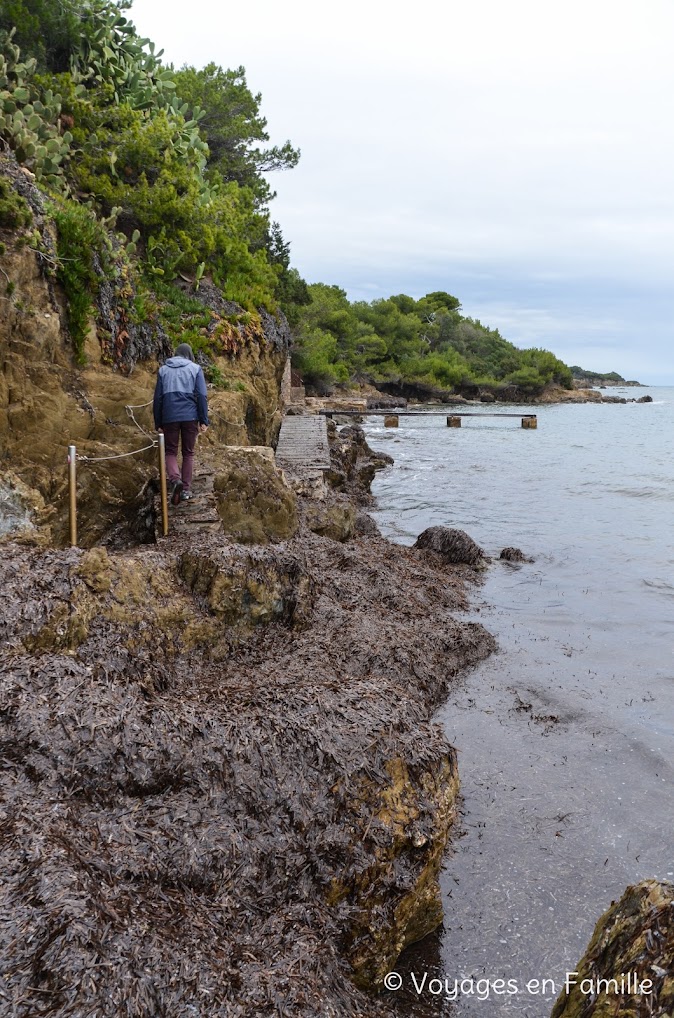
[569,366,643,388]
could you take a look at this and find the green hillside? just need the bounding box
[1,0,574,397]
[292,284,573,395]
[0,0,303,365]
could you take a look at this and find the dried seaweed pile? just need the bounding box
[0,490,494,1016]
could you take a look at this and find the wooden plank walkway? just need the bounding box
[320,410,537,418]
[275,415,331,474]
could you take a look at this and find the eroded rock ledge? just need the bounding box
[552,880,674,1018]
[0,434,495,1016]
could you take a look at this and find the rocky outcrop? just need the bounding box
[551,880,674,1017]
[533,384,603,404]
[0,470,51,542]
[0,155,290,549]
[212,447,298,544]
[500,546,534,563]
[365,393,408,410]
[414,526,487,567]
[572,376,642,388]
[305,500,356,541]
[0,478,496,1015]
[325,423,393,504]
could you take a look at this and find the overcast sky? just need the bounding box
[129,0,674,382]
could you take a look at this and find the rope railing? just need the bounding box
[124,399,155,438]
[68,435,168,548]
[67,390,279,547]
[76,440,157,463]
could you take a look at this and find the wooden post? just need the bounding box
[157,433,169,537]
[447,416,462,427]
[384,414,399,427]
[68,444,77,547]
[522,416,538,429]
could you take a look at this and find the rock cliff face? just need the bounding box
[0,155,290,548]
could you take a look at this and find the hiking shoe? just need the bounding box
[169,479,183,506]
[180,490,194,502]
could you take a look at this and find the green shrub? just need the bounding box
[204,364,248,391]
[292,326,349,390]
[51,198,106,363]
[0,175,32,227]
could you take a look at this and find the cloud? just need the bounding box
[127,0,674,378]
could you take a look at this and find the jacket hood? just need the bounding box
[164,356,194,368]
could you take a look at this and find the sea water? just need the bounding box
[364,388,674,1016]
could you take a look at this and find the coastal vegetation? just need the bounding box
[1,0,597,400]
[292,284,574,395]
[0,0,302,362]
[569,365,640,385]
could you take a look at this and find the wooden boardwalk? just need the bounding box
[319,409,537,419]
[275,415,331,475]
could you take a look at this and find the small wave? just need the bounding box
[642,578,674,599]
[607,486,673,500]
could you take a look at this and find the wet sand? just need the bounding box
[388,560,674,1017]
[363,396,674,1017]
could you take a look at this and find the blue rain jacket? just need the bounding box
[153,356,209,427]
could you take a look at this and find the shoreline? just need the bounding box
[298,383,655,415]
[2,411,671,1016]
[0,428,497,1016]
[360,399,674,1018]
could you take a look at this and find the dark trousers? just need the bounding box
[163,420,199,491]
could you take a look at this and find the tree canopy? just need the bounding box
[171,63,299,207]
[0,0,306,316]
[0,0,577,389]
[292,285,574,395]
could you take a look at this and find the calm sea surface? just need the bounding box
[363,388,674,1017]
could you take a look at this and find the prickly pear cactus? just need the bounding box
[0,29,72,189]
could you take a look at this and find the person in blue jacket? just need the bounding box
[153,343,209,504]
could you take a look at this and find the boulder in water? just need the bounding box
[355,512,381,537]
[414,527,486,566]
[499,546,534,563]
[551,879,674,1017]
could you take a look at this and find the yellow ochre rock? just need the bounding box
[551,879,674,1018]
[212,447,298,544]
